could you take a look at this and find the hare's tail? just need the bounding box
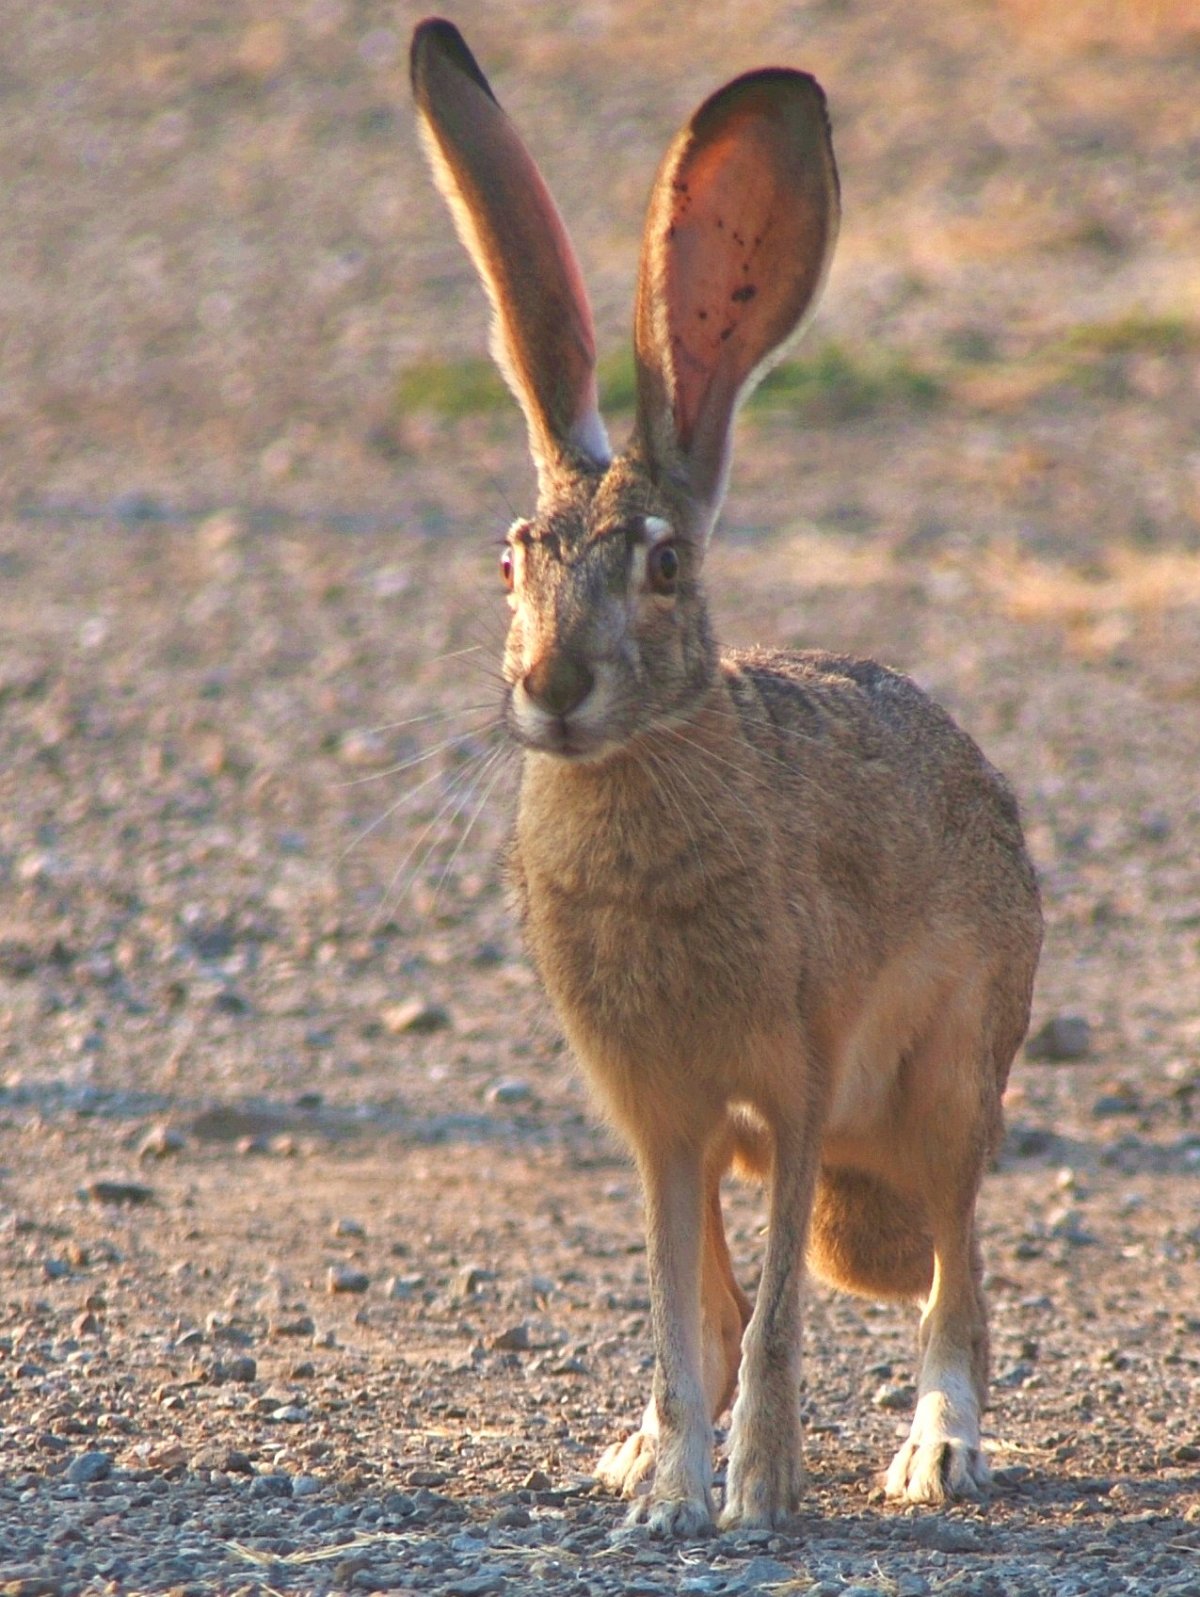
[808,1167,934,1299]
[723,1113,933,1299]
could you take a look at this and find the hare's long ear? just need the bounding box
[411,20,610,493]
[633,69,839,529]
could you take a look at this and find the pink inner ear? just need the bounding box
[664,113,832,452]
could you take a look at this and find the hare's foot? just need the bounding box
[600,1420,715,1535]
[884,1388,989,1504]
[595,1427,656,1499]
[719,1384,804,1529]
[626,1487,714,1539]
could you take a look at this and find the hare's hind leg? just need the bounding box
[884,1199,990,1503]
[883,1010,1005,1504]
[597,1134,750,1528]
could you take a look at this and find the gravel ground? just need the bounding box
[2,2,1200,1594]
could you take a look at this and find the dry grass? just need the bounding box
[981,543,1200,656]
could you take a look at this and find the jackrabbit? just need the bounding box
[411,18,1042,1535]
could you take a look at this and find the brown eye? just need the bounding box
[647,542,679,594]
[500,547,514,590]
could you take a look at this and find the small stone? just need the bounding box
[66,1450,113,1485]
[327,1265,370,1295]
[438,1574,505,1597]
[382,998,451,1035]
[270,1313,316,1338]
[522,1468,552,1491]
[407,1467,449,1487]
[738,1557,799,1589]
[490,1505,531,1529]
[871,1381,916,1411]
[1027,1015,1092,1062]
[486,1079,534,1107]
[452,1264,493,1301]
[225,1355,258,1384]
[332,1218,366,1239]
[913,1519,984,1552]
[1092,1084,1141,1118]
[138,1123,185,1161]
[386,1273,425,1300]
[82,1179,156,1207]
[489,1324,530,1352]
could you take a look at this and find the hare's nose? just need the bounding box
[523,652,595,717]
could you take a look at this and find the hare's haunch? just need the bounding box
[411,17,1042,1535]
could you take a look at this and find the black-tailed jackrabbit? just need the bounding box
[411,18,1042,1535]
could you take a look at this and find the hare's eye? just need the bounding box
[647,542,679,595]
[500,548,514,591]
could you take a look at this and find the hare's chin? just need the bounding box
[517,723,618,763]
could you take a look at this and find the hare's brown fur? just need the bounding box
[412,19,1042,1535]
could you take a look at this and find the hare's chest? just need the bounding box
[521,847,783,1067]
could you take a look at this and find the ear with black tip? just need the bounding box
[632,68,840,529]
[410,19,610,493]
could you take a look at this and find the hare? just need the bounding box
[411,18,1042,1536]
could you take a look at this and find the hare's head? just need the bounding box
[411,20,839,761]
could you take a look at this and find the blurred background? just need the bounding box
[3,0,1198,544]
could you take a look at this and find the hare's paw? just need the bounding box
[885,1434,990,1505]
[627,1489,715,1539]
[885,1382,989,1504]
[720,1413,805,1529]
[596,1429,656,1499]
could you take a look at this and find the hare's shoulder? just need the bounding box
[719,646,1020,822]
[720,645,943,736]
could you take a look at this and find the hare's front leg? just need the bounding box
[721,1117,819,1529]
[620,1139,714,1536]
[597,1163,751,1509]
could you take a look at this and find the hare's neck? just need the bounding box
[516,689,755,906]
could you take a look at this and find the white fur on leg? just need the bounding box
[596,1398,658,1498]
[885,1367,989,1504]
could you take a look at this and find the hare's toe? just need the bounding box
[596,1429,656,1498]
[885,1435,990,1505]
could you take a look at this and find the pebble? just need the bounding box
[736,1557,800,1589]
[453,1264,494,1300]
[872,1381,916,1410]
[912,1520,985,1552]
[65,1451,113,1486]
[327,1264,370,1294]
[382,998,452,1035]
[438,1574,506,1597]
[1027,1014,1092,1062]
[138,1124,185,1160]
[489,1323,531,1351]
[82,1179,156,1207]
[486,1079,535,1106]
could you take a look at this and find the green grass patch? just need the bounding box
[753,343,943,417]
[1054,313,1200,358]
[394,357,509,419]
[395,340,945,425]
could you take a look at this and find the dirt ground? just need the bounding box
[1,2,1199,1594]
